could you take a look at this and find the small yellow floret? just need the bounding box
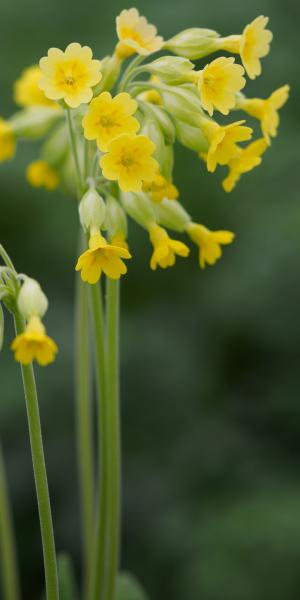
[143,173,179,203]
[237,85,290,144]
[75,231,132,284]
[11,316,58,366]
[39,43,102,108]
[100,133,159,193]
[149,223,190,270]
[116,8,163,58]
[14,66,56,108]
[0,118,16,162]
[26,161,59,190]
[197,57,245,116]
[186,222,234,268]
[111,233,129,250]
[201,118,253,173]
[223,138,268,192]
[82,91,140,152]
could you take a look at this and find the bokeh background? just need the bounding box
[1,0,300,598]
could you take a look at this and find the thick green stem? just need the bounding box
[14,312,59,600]
[0,443,21,600]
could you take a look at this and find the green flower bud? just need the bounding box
[120,192,156,230]
[10,107,62,139]
[93,54,122,95]
[145,56,195,85]
[104,196,127,238]
[159,85,204,127]
[164,28,220,59]
[154,199,191,232]
[175,120,208,153]
[138,100,175,145]
[41,122,69,168]
[18,278,48,320]
[140,117,165,167]
[79,188,106,232]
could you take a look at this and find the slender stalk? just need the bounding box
[117,54,145,92]
[0,443,21,600]
[66,109,84,196]
[14,312,59,600]
[105,278,121,600]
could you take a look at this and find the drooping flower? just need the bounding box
[14,65,56,108]
[75,230,132,283]
[149,223,190,270]
[218,15,273,79]
[236,85,290,144]
[100,134,159,192]
[186,222,234,268]
[82,91,140,152]
[116,8,163,58]
[143,173,179,203]
[26,160,59,190]
[222,138,268,192]
[11,315,58,366]
[0,118,16,162]
[196,57,246,116]
[111,232,129,251]
[200,118,253,173]
[39,43,102,108]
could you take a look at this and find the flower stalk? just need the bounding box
[0,443,20,600]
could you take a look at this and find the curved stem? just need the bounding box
[66,109,84,196]
[14,312,59,600]
[0,443,21,600]
[117,55,145,92]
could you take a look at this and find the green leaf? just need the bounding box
[0,303,4,351]
[116,572,149,600]
[57,553,79,600]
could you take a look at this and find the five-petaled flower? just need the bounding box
[201,118,253,173]
[222,138,268,192]
[149,223,190,270]
[39,43,102,108]
[26,160,59,190]
[76,230,132,284]
[14,65,56,108]
[186,223,235,268]
[116,8,163,58]
[11,316,58,366]
[195,57,245,116]
[236,85,290,145]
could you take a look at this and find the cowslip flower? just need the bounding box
[218,15,273,79]
[143,173,179,203]
[100,134,159,193]
[11,315,58,366]
[195,57,246,116]
[149,223,190,270]
[200,118,253,173]
[39,43,102,108]
[236,85,290,144]
[14,65,56,108]
[26,160,59,190]
[116,8,163,58]
[222,138,268,192]
[186,222,234,268]
[0,118,16,162]
[82,91,140,152]
[75,230,132,283]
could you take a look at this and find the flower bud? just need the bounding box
[164,28,220,59]
[140,117,165,167]
[145,56,195,85]
[120,192,156,230]
[154,199,191,232]
[93,54,121,95]
[41,122,69,168]
[104,196,127,238]
[159,85,204,127]
[139,101,175,144]
[10,107,62,139]
[175,120,208,153]
[18,278,48,320]
[79,188,106,232]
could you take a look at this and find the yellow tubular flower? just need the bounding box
[75,230,132,284]
[116,8,163,58]
[111,233,129,250]
[82,91,140,152]
[236,85,290,144]
[219,15,273,79]
[0,118,16,162]
[186,222,234,268]
[11,315,58,366]
[100,134,159,193]
[14,66,56,108]
[201,118,253,173]
[196,57,246,116]
[39,43,102,108]
[143,173,179,203]
[223,138,268,192]
[149,223,190,270]
[26,160,59,190]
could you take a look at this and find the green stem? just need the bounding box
[105,278,121,600]
[0,443,21,600]
[14,312,59,600]
[117,54,145,92]
[66,109,84,196]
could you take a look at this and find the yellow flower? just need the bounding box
[75,230,132,284]
[100,133,159,192]
[201,118,253,173]
[0,118,16,162]
[196,57,245,116]
[149,223,190,270]
[223,138,268,192]
[111,233,129,251]
[143,173,179,203]
[82,91,140,152]
[14,65,56,108]
[219,15,273,79]
[186,222,234,268]
[11,315,58,366]
[116,8,163,58]
[39,43,102,108]
[236,85,290,144]
[26,160,59,190]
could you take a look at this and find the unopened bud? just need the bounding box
[154,199,191,232]
[175,120,208,153]
[140,118,165,167]
[79,188,106,232]
[164,28,220,60]
[120,192,156,230]
[10,107,62,139]
[145,56,195,85]
[139,101,175,145]
[104,196,127,238]
[41,122,69,167]
[93,55,122,95]
[18,278,48,320]
[159,85,204,127]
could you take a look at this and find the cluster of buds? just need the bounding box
[0,8,289,283]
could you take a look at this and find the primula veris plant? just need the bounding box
[0,7,289,600]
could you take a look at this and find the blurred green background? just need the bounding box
[1,0,300,598]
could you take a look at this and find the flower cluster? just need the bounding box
[0,8,289,293]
